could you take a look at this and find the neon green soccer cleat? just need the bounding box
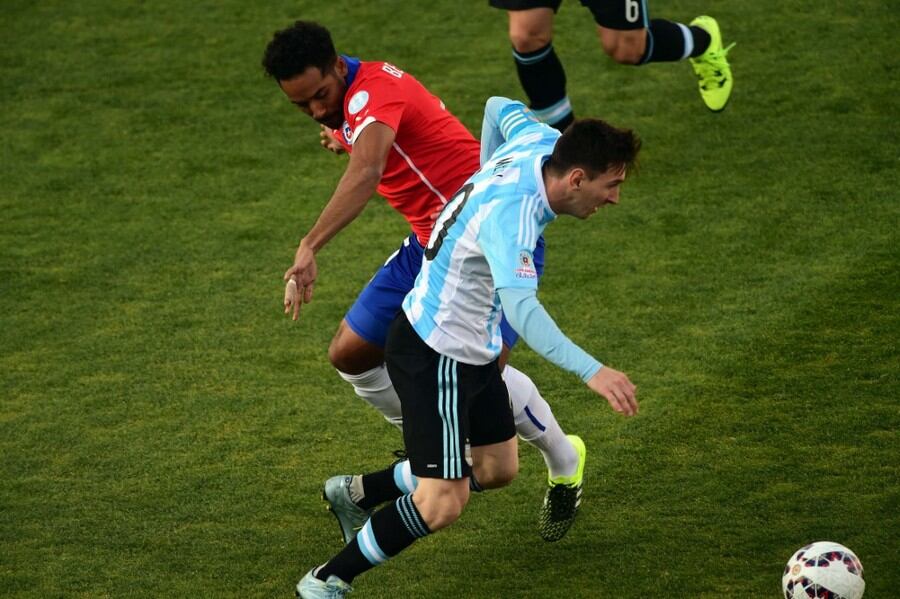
[538,434,586,542]
[689,16,736,112]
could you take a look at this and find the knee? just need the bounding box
[328,326,382,374]
[327,339,357,373]
[414,487,469,531]
[599,29,646,64]
[426,499,466,531]
[608,45,644,65]
[474,456,519,489]
[509,23,552,53]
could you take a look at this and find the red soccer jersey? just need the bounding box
[333,60,481,245]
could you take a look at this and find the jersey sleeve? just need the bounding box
[348,69,408,143]
[479,97,508,166]
[331,126,353,153]
[482,97,543,152]
[498,287,603,382]
[478,196,542,292]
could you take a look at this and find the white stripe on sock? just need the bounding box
[677,23,693,59]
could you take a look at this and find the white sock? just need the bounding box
[337,365,403,429]
[503,365,579,479]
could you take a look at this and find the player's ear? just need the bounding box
[335,56,348,79]
[569,168,585,190]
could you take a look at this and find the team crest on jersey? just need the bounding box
[515,250,537,279]
[341,121,353,144]
[348,90,369,115]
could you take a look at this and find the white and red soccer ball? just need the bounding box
[782,541,865,599]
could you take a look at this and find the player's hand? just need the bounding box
[320,125,345,154]
[586,366,638,416]
[282,242,317,321]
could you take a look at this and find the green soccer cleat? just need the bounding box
[296,569,353,599]
[322,475,372,545]
[538,434,586,542]
[689,16,736,112]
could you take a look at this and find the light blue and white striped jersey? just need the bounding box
[402,99,560,364]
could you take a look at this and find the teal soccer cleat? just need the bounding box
[322,475,373,544]
[296,569,352,599]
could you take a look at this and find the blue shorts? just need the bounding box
[345,233,546,349]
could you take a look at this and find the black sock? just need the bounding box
[689,25,711,57]
[315,537,372,584]
[640,19,710,64]
[513,42,573,130]
[358,466,402,510]
[317,494,431,584]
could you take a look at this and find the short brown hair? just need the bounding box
[546,119,641,178]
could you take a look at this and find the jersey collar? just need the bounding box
[341,54,361,88]
[534,155,557,222]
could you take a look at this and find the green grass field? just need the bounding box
[2,0,898,596]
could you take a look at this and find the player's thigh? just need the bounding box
[328,319,385,374]
[498,344,512,371]
[471,436,518,489]
[385,313,475,481]
[467,360,517,487]
[467,360,515,451]
[411,477,470,531]
[341,234,423,352]
[598,26,647,63]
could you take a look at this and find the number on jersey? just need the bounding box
[382,63,404,78]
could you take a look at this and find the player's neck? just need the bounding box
[543,163,566,215]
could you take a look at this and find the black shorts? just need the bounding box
[385,313,516,480]
[489,0,649,30]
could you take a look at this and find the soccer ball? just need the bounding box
[782,541,865,599]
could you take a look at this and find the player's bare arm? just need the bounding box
[283,122,396,320]
[586,366,638,417]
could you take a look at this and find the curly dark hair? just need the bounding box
[548,119,641,178]
[261,20,337,81]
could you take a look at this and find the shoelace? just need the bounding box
[324,580,352,597]
[696,42,736,84]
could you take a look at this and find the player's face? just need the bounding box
[571,166,627,219]
[278,59,348,130]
